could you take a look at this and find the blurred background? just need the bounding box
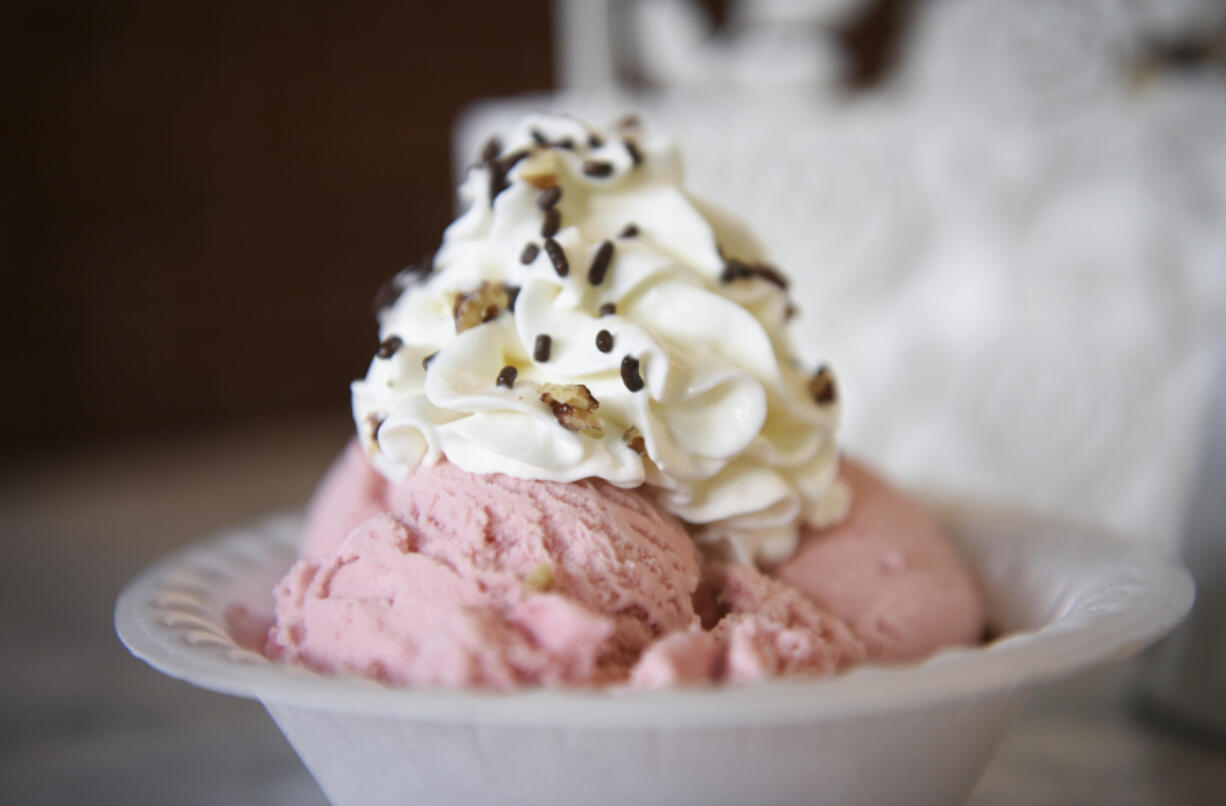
[2,0,554,453]
[3,1,1225,804]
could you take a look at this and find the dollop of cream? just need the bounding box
[352,114,847,566]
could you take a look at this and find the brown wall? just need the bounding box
[2,1,554,454]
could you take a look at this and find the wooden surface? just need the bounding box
[1,417,1223,805]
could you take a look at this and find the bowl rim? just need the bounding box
[114,501,1194,728]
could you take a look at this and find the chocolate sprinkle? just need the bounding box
[375,335,403,360]
[544,238,569,277]
[496,365,518,389]
[488,163,509,204]
[582,159,614,178]
[620,355,644,392]
[598,302,616,317]
[480,137,501,163]
[541,207,561,238]
[502,148,530,171]
[623,138,642,166]
[520,243,539,264]
[531,129,549,146]
[618,223,639,238]
[719,259,741,283]
[720,258,790,290]
[487,149,530,206]
[595,329,614,353]
[588,133,604,148]
[534,334,552,362]
[756,265,789,289]
[422,351,438,369]
[372,275,405,315]
[372,259,431,314]
[809,365,837,405]
[587,240,614,286]
[537,186,562,209]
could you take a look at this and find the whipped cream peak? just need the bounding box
[352,113,847,566]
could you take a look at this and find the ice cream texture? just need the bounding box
[269,449,982,688]
[265,114,985,689]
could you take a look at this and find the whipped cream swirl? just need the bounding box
[352,114,847,566]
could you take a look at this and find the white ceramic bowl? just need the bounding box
[115,501,1192,806]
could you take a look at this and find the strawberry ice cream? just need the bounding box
[267,447,982,689]
[777,461,986,662]
[269,462,701,687]
[263,113,986,689]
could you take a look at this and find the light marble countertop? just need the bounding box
[2,417,1222,805]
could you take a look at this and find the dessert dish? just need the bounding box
[263,114,985,689]
[115,111,1194,806]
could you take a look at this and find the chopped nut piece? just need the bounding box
[522,562,555,593]
[365,413,384,443]
[524,172,557,190]
[518,151,558,190]
[623,426,646,456]
[453,282,512,333]
[539,383,604,437]
[362,414,385,459]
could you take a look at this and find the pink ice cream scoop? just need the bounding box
[267,460,703,688]
[629,561,869,688]
[776,461,986,661]
[265,442,984,689]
